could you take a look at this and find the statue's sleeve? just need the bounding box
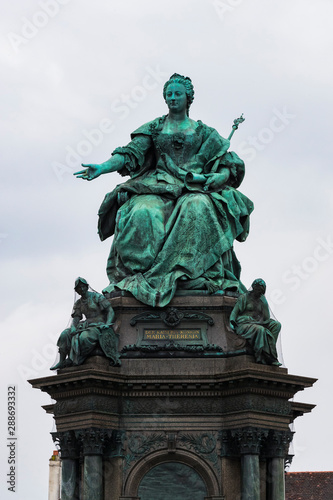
[96,293,111,311]
[230,294,246,324]
[198,126,245,188]
[218,151,245,188]
[112,134,153,177]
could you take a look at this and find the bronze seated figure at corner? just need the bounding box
[51,277,121,370]
[229,278,282,366]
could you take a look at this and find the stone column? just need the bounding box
[268,457,285,500]
[266,430,293,500]
[233,428,268,500]
[53,431,79,500]
[241,454,260,500]
[77,428,111,500]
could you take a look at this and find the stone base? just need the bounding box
[29,294,316,500]
[111,293,247,357]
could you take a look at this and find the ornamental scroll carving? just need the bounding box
[130,308,214,327]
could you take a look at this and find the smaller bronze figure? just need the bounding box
[230,279,281,366]
[51,277,120,370]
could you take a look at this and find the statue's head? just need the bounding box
[251,278,266,295]
[74,277,89,293]
[163,73,194,115]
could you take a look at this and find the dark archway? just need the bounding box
[138,461,207,500]
[123,449,220,498]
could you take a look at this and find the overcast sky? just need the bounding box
[1,0,333,498]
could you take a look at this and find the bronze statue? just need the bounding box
[51,277,120,370]
[74,74,254,307]
[229,279,281,366]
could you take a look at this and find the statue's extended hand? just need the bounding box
[74,164,102,181]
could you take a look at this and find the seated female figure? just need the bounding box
[75,74,254,307]
[230,278,282,366]
[51,278,120,369]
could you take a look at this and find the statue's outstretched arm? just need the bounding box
[74,154,125,181]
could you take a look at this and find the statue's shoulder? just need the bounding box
[131,116,167,137]
[88,290,104,301]
[236,291,249,304]
[196,120,229,143]
[88,291,111,309]
[196,120,215,133]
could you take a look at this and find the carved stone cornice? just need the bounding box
[263,430,294,458]
[52,430,79,459]
[221,427,269,456]
[233,427,269,455]
[76,428,112,456]
[54,395,119,416]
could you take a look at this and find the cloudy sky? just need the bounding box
[1,0,332,498]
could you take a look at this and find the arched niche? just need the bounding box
[123,449,220,498]
[138,461,207,499]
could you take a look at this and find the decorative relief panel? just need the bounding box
[122,394,291,417]
[54,396,119,416]
[178,432,220,472]
[124,432,167,472]
[123,396,222,415]
[122,431,221,479]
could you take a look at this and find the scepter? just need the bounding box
[228,113,245,140]
[211,113,245,173]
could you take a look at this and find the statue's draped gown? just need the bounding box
[57,291,120,366]
[98,116,254,307]
[229,292,281,365]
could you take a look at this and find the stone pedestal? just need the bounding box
[30,293,316,500]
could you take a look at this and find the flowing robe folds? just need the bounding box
[57,292,120,366]
[229,293,281,365]
[98,116,254,307]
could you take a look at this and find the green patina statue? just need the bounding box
[74,74,254,307]
[51,277,121,370]
[229,279,282,366]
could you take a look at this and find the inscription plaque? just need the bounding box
[133,318,210,349]
[144,329,201,341]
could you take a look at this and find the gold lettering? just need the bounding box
[144,328,201,340]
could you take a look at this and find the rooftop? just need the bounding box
[285,471,333,500]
